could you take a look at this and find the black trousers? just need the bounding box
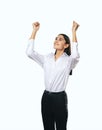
[41,90,68,130]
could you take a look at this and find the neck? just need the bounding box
[55,50,64,61]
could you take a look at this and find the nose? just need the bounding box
[55,40,58,43]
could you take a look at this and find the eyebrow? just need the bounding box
[55,37,65,40]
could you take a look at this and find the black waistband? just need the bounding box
[44,90,65,94]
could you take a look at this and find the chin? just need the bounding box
[54,45,59,50]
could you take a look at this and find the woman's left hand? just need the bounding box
[72,21,79,32]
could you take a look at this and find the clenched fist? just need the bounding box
[72,21,79,32]
[32,22,40,31]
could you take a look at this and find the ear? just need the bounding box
[64,44,69,49]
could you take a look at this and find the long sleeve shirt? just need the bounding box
[26,39,80,92]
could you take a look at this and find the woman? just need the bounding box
[26,21,80,130]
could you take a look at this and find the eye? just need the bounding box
[55,37,64,41]
[59,38,63,41]
[55,37,57,40]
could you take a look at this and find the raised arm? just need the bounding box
[70,21,80,69]
[72,21,79,42]
[26,22,45,68]
[29,22,40,39]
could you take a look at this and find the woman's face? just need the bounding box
[53,35,69,51]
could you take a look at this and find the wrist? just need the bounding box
[72,30,76,33]
[32,29,38,33]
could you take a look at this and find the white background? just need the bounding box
[0,0,102,130]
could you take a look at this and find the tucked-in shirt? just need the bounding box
[26,39,80,92]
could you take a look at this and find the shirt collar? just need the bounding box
[51,52,68,57]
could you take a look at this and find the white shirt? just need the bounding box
[26,39,80,92]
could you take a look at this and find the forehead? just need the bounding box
[57,35,64,38]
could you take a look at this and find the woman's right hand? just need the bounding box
[32,22,40,31]
[29,22,40,39]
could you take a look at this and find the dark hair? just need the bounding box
[55,33,72,75]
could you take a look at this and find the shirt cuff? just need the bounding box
[28,39,34,43]
[72,42,78,45]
